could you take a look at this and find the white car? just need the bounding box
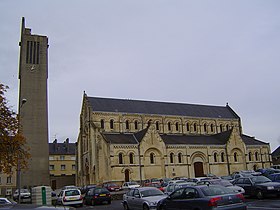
[0,197,16,205]
[13,189,31,203]
[121,181,140,190]
[56,188,83,207]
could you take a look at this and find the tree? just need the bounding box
[0,83,30,174]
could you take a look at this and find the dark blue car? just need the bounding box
[157,185,246,210]
[268,173,280,183]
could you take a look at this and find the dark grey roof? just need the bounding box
[161,130,232,145]
[102,133,137,144]
[87,97,239,119]
[272,146,280,157]
[101,129,268,147]
[241,135,269,146]
[49,142,76,155]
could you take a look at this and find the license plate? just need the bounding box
[100,194,106,197]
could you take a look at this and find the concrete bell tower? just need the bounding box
[18,17,50,187]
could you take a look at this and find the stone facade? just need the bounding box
[76,93,271,186]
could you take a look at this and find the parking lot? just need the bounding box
[76,197,280,210]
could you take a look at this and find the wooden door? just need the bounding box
[194,162,204,177]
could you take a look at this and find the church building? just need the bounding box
[76,93,271,186]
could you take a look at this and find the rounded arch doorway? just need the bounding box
[191,152,207,177]
[194,162,204,177]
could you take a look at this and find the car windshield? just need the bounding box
[251,176,271,183]
[20,189,29,193]
[201,185,232,196]
[95,188,109,194]
[65,190,80,196]
[141,189,164,197]
[212,181,233,187]
[128,182,138,185]
[108,183,118,187]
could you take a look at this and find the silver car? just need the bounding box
[122,187,167,210]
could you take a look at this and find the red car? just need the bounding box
[102,183,121,192]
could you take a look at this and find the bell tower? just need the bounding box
[18,17,50,187]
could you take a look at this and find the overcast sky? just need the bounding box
[1,0,280,151]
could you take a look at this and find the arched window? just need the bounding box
[221,152,225,162]
[186,123,190,131]
[110,119,114,129]
[214,153,218,162]
[170,153,174,163]
[147,120,152,127]
[175,122,179,131]
[193,123,197,132]
[220,124,223,132]
[226,124,229,131]
[118,153,123,164]
[249,152,252,161]
[178,153,183,163]
[168,122,171,131]
[156,121,160,130]
[255,152,259,161]
[134,121,138,130]
[234,152,238,162]
[150,153,155,164]
[129,153,134,164]
[204,123,207,132]
[125,120,129,130]
[210,124,214,132]
[100,119,104,129]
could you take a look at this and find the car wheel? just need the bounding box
[256,190,264,199]
[123,202,130,210]
[143,204,149,210]
[108,200,111,204]
[158,205,166,210]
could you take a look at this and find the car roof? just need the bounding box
[132,187,160,191]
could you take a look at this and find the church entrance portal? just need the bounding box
[194,162,204,177]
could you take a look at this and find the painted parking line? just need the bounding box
[248,207,280,210]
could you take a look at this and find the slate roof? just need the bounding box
[49,141,76,155]
[87,97,239,119]
[241,135,269,146]
[102,133,137,144]
[160,130,232,145]
[272,146,280,157]
[101,129,268,146]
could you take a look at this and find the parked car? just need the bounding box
[83,187,111,205]
[13,189,31,203]
[232,175,280,199]
[121,181,140,190]
[80,184,97,194]
[256,168,280,177]
[165,182,196,195]
[268,173,280,182]
[123,187,167,210]
[62,185,79,190]
[197,179,245,194]
[0,197,16,205]
[157,185,246,210]
[144,178,161,186]
[56,188,83,207]
[102,183,121,191]
[145,182,166,192]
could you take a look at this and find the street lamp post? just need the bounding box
[17,98,27,204]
